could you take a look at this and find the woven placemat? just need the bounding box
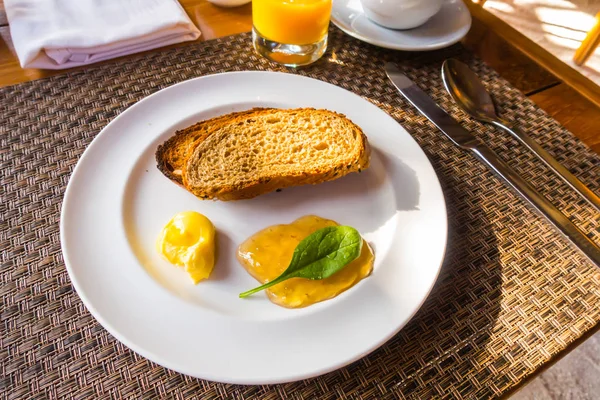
[1,28,599,399]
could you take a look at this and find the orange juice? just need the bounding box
[253,0,332,45]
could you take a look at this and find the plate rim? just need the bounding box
[60,70,448,384]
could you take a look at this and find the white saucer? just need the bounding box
[331,0,472,51]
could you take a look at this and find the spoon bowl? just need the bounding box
[442,59,500,123]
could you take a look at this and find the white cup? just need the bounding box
[360,0,444,30]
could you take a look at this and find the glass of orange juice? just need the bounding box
[252,0,332,67]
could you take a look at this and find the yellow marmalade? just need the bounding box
[237,215,374,308]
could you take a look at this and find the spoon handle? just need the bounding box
[492,120,600,212]
[472,145,600,267]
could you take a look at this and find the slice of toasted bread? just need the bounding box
[156,109,269,184]
[180,108,370,201]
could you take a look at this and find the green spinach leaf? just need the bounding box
[239,226,362,298]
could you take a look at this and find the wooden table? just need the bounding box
[0,1,598,155]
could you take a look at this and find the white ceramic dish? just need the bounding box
[360,0,443,30]
[60,71,447,384]
[331,0,472,51]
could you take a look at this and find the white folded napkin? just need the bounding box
[6,0,201,69]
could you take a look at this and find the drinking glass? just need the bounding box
[252,0,332,67]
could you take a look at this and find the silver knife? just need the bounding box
[384,62,600,267]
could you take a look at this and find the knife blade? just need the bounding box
[384,62,600,267]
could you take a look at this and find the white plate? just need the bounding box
[331,0,472,51]
[60,71,447,384]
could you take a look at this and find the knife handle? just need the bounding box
[492,120,600,213]
[471,145,600,267]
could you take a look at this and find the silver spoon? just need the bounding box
[442,58,600,212]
